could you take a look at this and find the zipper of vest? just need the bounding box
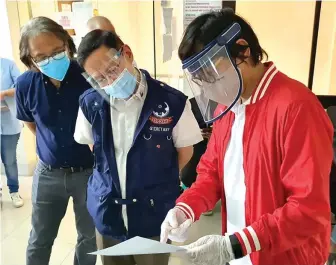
[150,199,154,206]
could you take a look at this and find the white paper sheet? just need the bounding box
[89,236,186,256]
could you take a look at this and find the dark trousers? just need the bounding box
[26,160,97,265]
[96,230,170,265]
[180,139,208,187]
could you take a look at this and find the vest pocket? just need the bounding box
[127,189,179,237]
[86,184,126,236]
[86,173,126,236]
[86,185,108,231]
[140,134,175,172]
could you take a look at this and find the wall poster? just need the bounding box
[183,0,222,30]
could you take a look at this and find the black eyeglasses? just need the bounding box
[32,46,66,67]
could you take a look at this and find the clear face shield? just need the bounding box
[182,23,243,123]
[82,48,142,102]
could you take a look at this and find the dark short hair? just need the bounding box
[178,8,267,65]
[77,30,124,68]
[19,16,76,69]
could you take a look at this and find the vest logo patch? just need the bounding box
[149,116,172,125]
[153,102,170,118]
[150,102,172,125]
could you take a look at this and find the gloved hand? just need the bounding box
[160,207,193,243]
[184,235,234,265]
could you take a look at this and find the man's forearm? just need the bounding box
[3,88,15,98]
[179,156,190,172]
[25,122,36,135]
[178,146,194,172]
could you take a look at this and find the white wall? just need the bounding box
[0,0,13,59]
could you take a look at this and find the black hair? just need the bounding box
[77,30,124,68]
[19,16,76,69]
[178,8,267,65]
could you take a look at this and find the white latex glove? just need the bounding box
[184,235,235,265]
[160,207,193,243]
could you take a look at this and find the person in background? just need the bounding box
[180,97,214,216]
[87,16,137,68]
[16,17,96,265]
[0,57,24,208]
[74,29,203,265]
[160,8,333,265]
[87,16,116,33]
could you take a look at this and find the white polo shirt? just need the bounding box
[74,71,203,229]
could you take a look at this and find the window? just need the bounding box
[236,1,316,86]
[154,1,189,95]
[312,1,336,95]
[0,0,14,59]
[96,1,155,75]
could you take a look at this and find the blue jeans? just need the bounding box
[26,160,96,265]
[0,133,20,193]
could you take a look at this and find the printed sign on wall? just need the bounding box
[183,0,222,30]
[56,12,73,30]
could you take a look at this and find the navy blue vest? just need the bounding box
[80,70,187,239]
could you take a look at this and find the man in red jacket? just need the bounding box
[160,8,333,265]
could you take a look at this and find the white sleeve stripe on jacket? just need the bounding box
[175,205,192,220]
[246,226,261,251]
[176,202,195,222]
[237,230,252,254]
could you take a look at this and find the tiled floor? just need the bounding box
[0,176,222,265]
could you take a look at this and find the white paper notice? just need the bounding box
[183,0,222,30]
[89,236,186,256]
[72,2,93,38]
[61,4,72,12]
[55,12,73,30]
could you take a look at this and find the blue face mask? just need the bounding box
[103,69,137,99]
[39,55,70,81]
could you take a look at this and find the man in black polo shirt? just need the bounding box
[15,17,96,265]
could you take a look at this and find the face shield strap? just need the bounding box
[216,23,242,46]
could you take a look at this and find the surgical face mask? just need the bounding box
[38,54,70,81]
[103,68,137,99]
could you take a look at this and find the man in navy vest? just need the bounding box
[74,30,203,265]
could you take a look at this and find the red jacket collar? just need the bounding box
[245,62,278,105]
